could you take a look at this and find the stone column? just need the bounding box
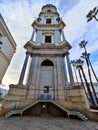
[56,57,63,99]
[54,65,57,99]
[18,51,30,84]
[63,57,68,85]
[31,56,39,85]
[27,56,34,85]
[36,31,42,44]
[36,65,40,99]
[30,29,35,41]
[61,29,66,41]
[55,30,61,44]
[66,52,74,84]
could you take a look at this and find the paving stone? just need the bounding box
[0,116,98,130]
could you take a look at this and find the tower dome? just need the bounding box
[41,4,57,12]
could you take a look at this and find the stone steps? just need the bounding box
[5,100,88,120]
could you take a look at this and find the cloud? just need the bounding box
[62,0,98,60]
[0,0,98,88]
[58,0,80,16]
[0,0,62,87]
[64,0,98,41]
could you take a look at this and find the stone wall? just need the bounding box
[56,86,90,113]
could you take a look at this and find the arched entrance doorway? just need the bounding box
[39,59,54,100]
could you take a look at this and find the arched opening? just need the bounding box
[39,59,54,100]
[41,59,54,66]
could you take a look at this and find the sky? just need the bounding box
[0,0,98,89]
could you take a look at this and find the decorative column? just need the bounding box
[35,31,42,44]
[18,51,31,84]
[61,29,66,41]
[54,30,61,44]
[63,57,68,85]
[36,65,40,99]
[54,65,57,100]
[31,56,39,85]
[66,52,74,84]
[30,29,35,41]
[27,56,34,85]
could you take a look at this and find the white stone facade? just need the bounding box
[0,14,16,84]
[1,4,90,116]
[18,4,75,100]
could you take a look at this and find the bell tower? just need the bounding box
[2,4,90,117]
[18,4,74,100]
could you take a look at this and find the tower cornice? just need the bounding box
[39,11,59,17]
[24,40,71,56]
[32,20,65,29]
[24,40,72,50]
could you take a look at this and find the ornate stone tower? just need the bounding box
[1,4,90,117]
[18,4,74,100]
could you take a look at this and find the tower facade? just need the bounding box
[19,4,74,100]
[1,4,90,117]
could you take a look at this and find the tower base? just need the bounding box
[1,84,98,120]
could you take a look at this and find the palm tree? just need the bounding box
[88,58,98,83]
[71,60,79,84]
[75,61,83,85]
[79,40,98,83]
[81,52,97,104]
[75,60,88,98]
[79,40,87,52]
[76,59,96,106]
[86,7,98,22]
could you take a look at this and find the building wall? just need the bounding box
[0,14,16,84]
[26,56,66,100]
[0,55,9,81]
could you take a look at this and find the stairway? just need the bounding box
[51,100,88,121]
[67,111,88,120]
[5,100,88,120]
[5,110,22,118]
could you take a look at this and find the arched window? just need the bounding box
[41,59,53,66]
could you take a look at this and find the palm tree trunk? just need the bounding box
[86,57,97,105]
[88,59,98,82]
[78,68,89,99]
[78,68,83,85]
[94,16,98,22]
[83,48,97,105]
[88,65,97,105]
[80,65,96,106]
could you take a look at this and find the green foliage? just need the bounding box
[70,60,76,66]
[79,40,88,49]
[75,59,84,67]
[86,6,98,22]
[81,52,90,59]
